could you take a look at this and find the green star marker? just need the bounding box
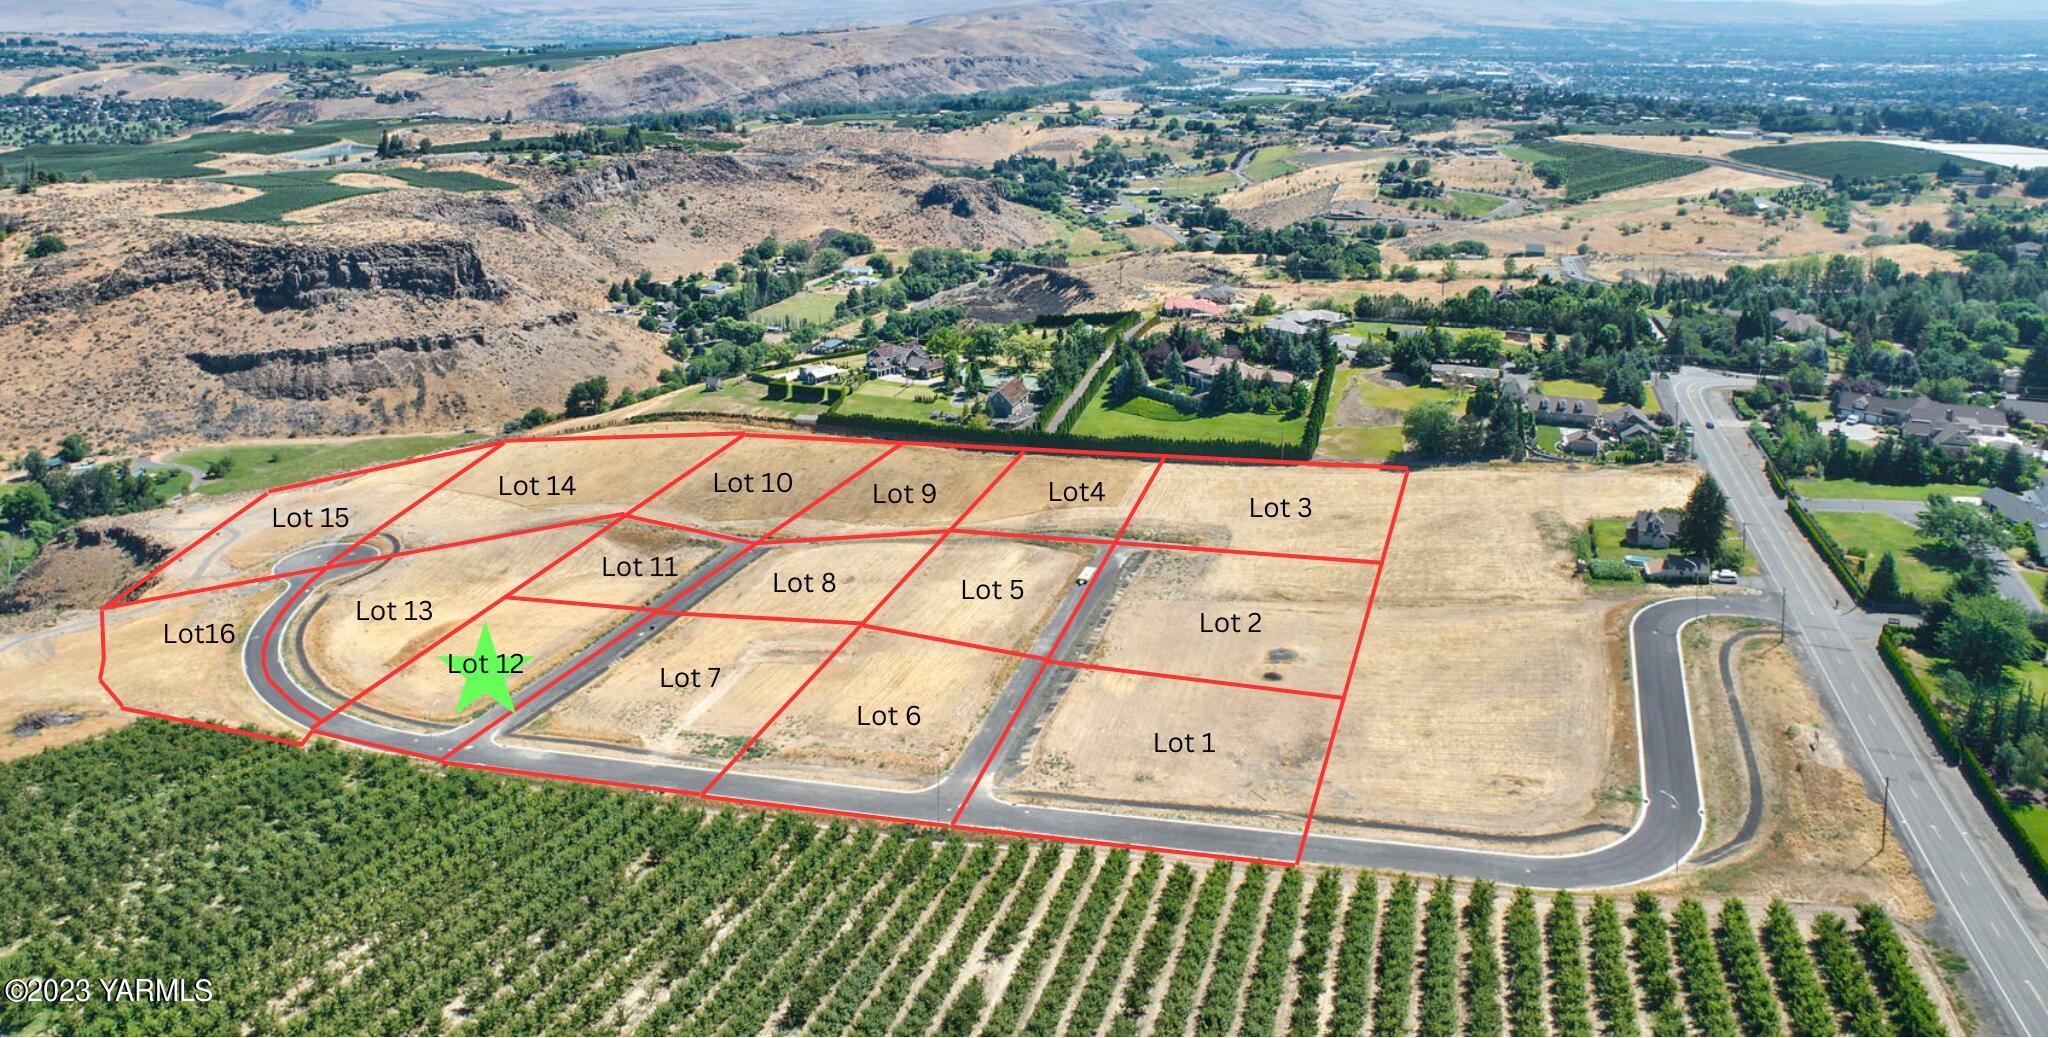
[445,623,517,712]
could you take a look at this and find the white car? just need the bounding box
[1711,569,1739,584]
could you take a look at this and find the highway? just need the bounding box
[1667,368,2048,1033]
[236,520,1779,885]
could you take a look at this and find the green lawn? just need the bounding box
[835,380,965,423]
[1536,379,1603,401]
[1403,190,1503,219]
[172,434,481,497]
[1536,425,1564,452]
[664,379,829,419]
[1242,144,1302,183]
[1793,400,1830,420]
[1070,379,1303,447]
[2017,805,2048,862]
[1790,478,1986,502]
[1152,172,1237,198]
[1808,510,1957,599]
[1338,367,1456,410]
[1588,516,1760,573]
[1317,424,1405,462]
[750,291,845,330]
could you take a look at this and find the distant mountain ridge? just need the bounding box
[2,0,2038,38]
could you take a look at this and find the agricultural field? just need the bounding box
[164,167,514,223]
[0,720,1956,1036]
[1505,140,1708,200]
[1728,140,1987,179]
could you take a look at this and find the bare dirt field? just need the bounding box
[133,448,483,599]
[691,538,935,623]
[866,536,1091,652]
[1656,619,1934,921]
[957,453,1155,538]
[299,523,604,711]
[637,436,892,536]
[771,445,1019,538]
[382,435,730,543]
[998,665,1339,829]
[1123,460,1404,558]
[95,581,287,734]
[1072,548,1375,695]
[515,615,843,762]
[1311,463,1706,847]
[729,628,1026,790]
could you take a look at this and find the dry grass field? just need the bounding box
[298,523,603,712]
[771,445,1019,538]
[690,538,935,622]
[514,615,842,761]
[1311,463,1705,847]
[1123,461,1403,558]
[377,435,732,542]
[956,452,1154,538]
[866,536,1090,651]
[999,665,1339,828]
[1658,619,1934,920]
[1073,548,1375,695]
[636,436,892,536]
[132,448,480,598]
[728,628,1026,789]
[92,581,286,735]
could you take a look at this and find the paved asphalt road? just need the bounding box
[1668,368,2048,1033]
[238,511,1781,885]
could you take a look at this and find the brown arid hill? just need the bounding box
[0,147,1050,454]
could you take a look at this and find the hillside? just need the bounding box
[0,146,1048,452]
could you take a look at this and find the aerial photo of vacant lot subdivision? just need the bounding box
[92,425,1432,843]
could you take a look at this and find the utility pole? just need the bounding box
[1878,776,1892,853]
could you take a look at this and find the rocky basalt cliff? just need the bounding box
[98,236,505,311]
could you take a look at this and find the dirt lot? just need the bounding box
[730,628,1027,790]
[690,538,934,622]
[1073,548,1375,695]
[772,444,1020,538]
[133,448,482,599]
[378,435,733,543]
[1653,618,1934,921]
[94,581,289,735]
[514,614,843,763]
[999,664,1339,829]
[866,536,1091,651]
[299,523,611,713]
[636,436,893,537]
[1311,463,1705,846]
[1123,460,1404,558]
[958,452,1155,538]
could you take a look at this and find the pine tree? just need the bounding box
[1678,475,1729,560]
[1867,552,1903,604]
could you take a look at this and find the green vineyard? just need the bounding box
[1,722,1950,1036]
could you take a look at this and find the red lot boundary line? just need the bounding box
[113,513,628,610]
[1290,467,1412,864]
[104,439,500,607]
[99,430,1408,866]
[302,434,746,738]
[259,444,511,724]
[699,450,1026,794]
[948,458,1165,826]
[499,591,1350,703]
[433,443,905,765]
